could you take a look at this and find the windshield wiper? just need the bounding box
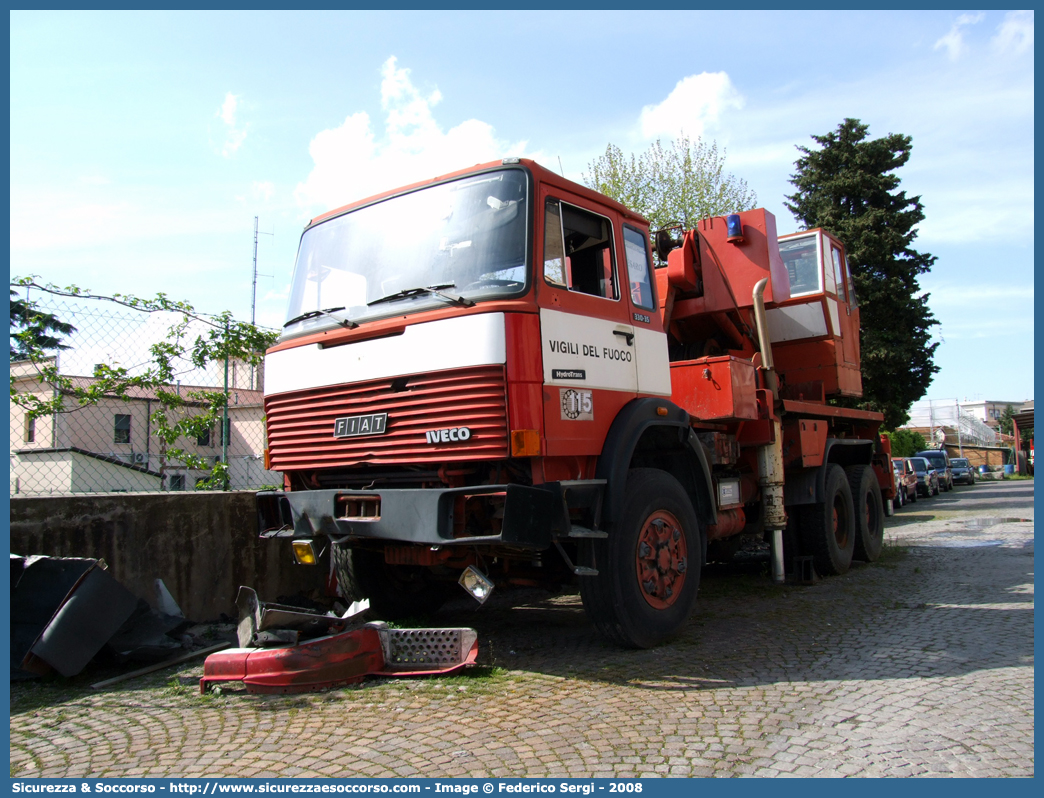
[366,283,474,308]
[284,306,357,329]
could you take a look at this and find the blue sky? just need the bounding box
[10,10,1035,405]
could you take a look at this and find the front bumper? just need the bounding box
[256,481,605,551]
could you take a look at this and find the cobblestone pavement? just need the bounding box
[11,481,1033,778]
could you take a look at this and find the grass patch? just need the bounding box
[699,566,789,601]
[10,676,96,715]
[370,665,517,697]
[873,536,909,570]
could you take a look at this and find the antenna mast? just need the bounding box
[251,216,259,326]
[249,217,274,390]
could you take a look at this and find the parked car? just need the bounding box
[892,458,919,505]
[916,449,953,491]
[909,456,940,497]
[950,457,976,485]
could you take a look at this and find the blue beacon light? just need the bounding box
[726,213,744,243]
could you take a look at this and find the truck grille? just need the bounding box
[265,365,509,471]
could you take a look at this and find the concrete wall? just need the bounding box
[9,491,321,622]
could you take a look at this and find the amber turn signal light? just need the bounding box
[510,429,541,457]
[292,540,318,566]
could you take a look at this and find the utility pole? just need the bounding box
[223,319,230,491]
[928,399,935,448]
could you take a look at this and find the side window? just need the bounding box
[543,198,618,300]
[544,198,566,286]
[831,247,847,302]
[844,252,857,307]
[623,226,655,310]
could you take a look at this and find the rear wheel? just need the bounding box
[332,542,447,620]
[848,465,884,562]
[802,464,855,576]
[580,469,701,649]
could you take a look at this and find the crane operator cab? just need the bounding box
[766,229,863,399]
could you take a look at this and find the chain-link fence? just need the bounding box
[10,286,281,496]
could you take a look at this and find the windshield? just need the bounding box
[911,459,929,474]
[282,169,529,337]
[920,452,947,467]
[951,459,970,468]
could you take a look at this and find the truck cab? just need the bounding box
[768,229,862,398]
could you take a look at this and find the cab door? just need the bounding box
[829,241,860,366]
[622,224,671,397]
[537,187,638,457]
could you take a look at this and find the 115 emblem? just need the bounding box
[560,389,594,421]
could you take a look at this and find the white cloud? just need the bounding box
[934,316,1035,340]
[913,177,1034,244]
[639,72,744,141]
[10,186,244,252]
[216,92,248,158]
[294,57,529,213]
[252,181,275,202]
[992,10,1034,55]
[921,283,1034,307]
[934,13,985,61]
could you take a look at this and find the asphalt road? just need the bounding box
[10,479,1034,778]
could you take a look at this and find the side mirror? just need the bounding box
[654,228,680,263]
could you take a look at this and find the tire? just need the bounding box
[331,542,447,621]
[848,465,884,563]
[909,484,917,503]
[801,464,855,576]
[580,469,701,649]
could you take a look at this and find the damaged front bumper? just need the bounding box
[257,480,605,551]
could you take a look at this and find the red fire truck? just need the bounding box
[257,158,892,648]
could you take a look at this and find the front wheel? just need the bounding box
[802,464,855,576]
[580,469,701,649]
[332,543,448,621]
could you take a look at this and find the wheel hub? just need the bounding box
[833,498,848,547]
[635,511,688,609]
